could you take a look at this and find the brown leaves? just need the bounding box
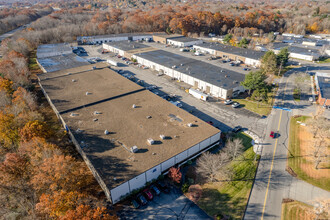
[0,153,31,184]
[168,167,182,184]
[20,120,52,142]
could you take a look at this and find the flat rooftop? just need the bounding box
[37,43,73,58]
[37,53,90,73]
[153,34,184,39]
[273,43,321,56]
[135,50,245,90]
[78,32,164,40]
[38,63,219,189]
[316,73,330,99]
[196,42,265,60]
[169,37,201,43]
[104,41,151,52]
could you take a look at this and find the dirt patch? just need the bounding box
[298,125,330,179]
[186,184,202,203]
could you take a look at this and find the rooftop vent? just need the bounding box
[132,104,136,108]
[187,123,193,127]
[147,138,154,145]
[225,75,228,78]
[86,92,92,95]
[146,115,152,119]
[104,130,110,135]
[93,118,98,122]
[221,70,224,72]
[130,145,138,153]
[152,152,156,155]
[70,113,79,117]
[160,134,166,140]
[172,65,177,69]
[72,79,77,82]
[180,63,184,66]
[92,66,96,70]
[67,72,72,75]
[94,111,101,115]
[113,177,117,181]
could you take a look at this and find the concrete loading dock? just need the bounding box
[38,63,220,204]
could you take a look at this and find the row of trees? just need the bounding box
[0,49,116,218]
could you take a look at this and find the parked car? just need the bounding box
[224,99,233,105]
[146,85,157,90]
[243,68,250,71]
[229,63,235,66]
[270,131,275,138]
[143,189,154,201]
[222,60,227,63]
[207,121,214,125]
[150,185,161,196]
[157,181,170,194]
[136,193,148,206]
[131,199,140,209]
[232,126,242,133]
[232,102,240,108]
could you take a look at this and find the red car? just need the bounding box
[143,189,153,201]
[270,131,275,138]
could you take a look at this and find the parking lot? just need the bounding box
[81,45,268,137]
[118,185,211,220]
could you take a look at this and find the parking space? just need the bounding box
[118,185,211,220]
[80,45,268,136]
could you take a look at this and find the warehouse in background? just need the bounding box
[167,37,203,47]
[152,34,184,44]
[38,63,221,204]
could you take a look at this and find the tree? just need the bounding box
[223,34,232,44]
[251,88,269,103]
[238,38,249,48]
[0,112,20,150]
[196,151,229,182]
[225,138,244,160]
[276,47,289,67]
[62,205,115,220]
[261,51,278,75]
[20,120,52,142]
[168,167,182,184]
[240,70,267,95]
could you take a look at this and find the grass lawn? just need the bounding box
[317,57,330,63]
[288,116,330,191]
[282,200,328,220]
[232,98,272,116]
[197,133,259,219]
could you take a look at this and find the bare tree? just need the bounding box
[225,138,244,160]
[310,198,330,220]
[196,151,229,182]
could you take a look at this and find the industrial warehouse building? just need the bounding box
[153,34,184,44]
[36,43,90,73]
[273,43,321,61]
[193,42,265,67]
[103,41,156,57]
[315,72,330,107]
[167,37,203,47]
[77,33,161,45]
[38,63,221,204]
[133,50,246,99]
[102,41,246,99]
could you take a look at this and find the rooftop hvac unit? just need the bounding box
[160,134,165,140]
[94,111,101,115]
[72,79,77,82]
[147,138,154,145]
[104,130,110,135]
[67,72,72,75]
[172,65,177,69]
[180,63,184,66]
[132,104,136,108]
[130,146,138,153]
[86,91,91,95]
[93,118,98,122]
[92,66,96,70]
[187,123,193,127]
[146,115,152,119]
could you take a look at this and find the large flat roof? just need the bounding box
[273,43,321,56]
[168,37,202,43]
[195,42,265,60]
[39,63,219,189]
[37,43,73,58]
[153,34,184,39]
[104,41,150,52]
[316,73,330,99]
[37,53,90,73]
[135,50,245,90]
[78,32,164,40]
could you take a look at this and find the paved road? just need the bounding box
[0,25,28,41]
[244,66,330,220]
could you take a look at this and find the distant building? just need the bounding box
[37,43,73,59]
[77,33,160,45]
[103,41,156,58]
[152,34,184,44]
[193,42,265,67]
[38,63,221,204]
[273,43,321,61]
[315,72,330,107]
[167,37,203,47]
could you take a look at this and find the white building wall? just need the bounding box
[146,164,161,182]
[193,45,216,55]
[245,58,261,67]
[128,173,146,192]
[175,150,188,164]
[289,52,314,61]
[211,132,221,143]
[199,138,211,150]
[188,143,200,156]
[132,35,153,41]
[233,85,245,93]
[182,40,203,47]
[161,157,175,172]
[110,182,130,204]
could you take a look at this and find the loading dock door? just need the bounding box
[206,86,211,93]
[194,81,198,88]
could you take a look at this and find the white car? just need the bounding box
[224,99,233,105]
[169,101,183,108]
[232,102,240,108]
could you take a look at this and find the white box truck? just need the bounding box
[189,88,208,101]
[107,59,118,67]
